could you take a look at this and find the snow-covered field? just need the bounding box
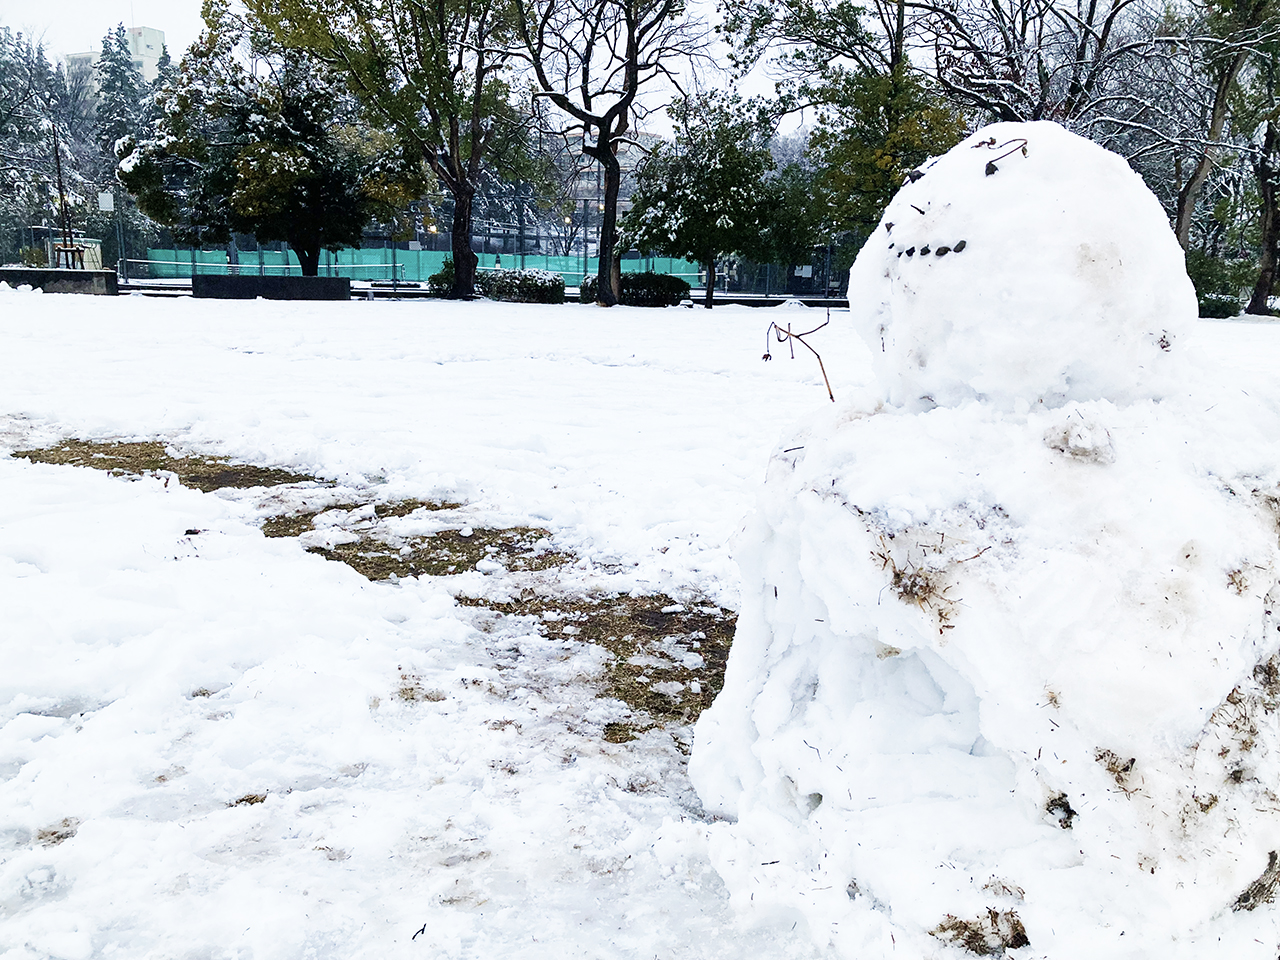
[0,288,856,960]
[3,282,1280,959]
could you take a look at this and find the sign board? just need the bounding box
[97,191,114,212]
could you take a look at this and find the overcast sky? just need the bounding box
[0,0,205,60]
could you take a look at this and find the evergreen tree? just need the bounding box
[95,24,142,159]
[117,1,373,276]
[808,67,964,241]
[0,26,99,260]
[622,94,777,308]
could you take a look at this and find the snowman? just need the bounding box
[691,122,1280,958]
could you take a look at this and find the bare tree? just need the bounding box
[907,0,1280,256]
[514,0,708,305]
[914,0,1157,124]
[717,0,921,100]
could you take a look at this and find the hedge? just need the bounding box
[579,271,691,307]
[477,267,565,304]
[1199,293,1242,318]
[427,259,565,303]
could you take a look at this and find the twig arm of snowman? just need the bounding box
[763,320,835,402]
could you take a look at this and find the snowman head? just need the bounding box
[848,121,1197,411]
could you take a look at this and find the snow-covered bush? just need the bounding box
[426,262,563,302]
[579,272,690,306]
[427,257,454,297]
[1199,292,1244,318]
[691,122,1280,958]
[476,267,565,304]
[1185,250,1250,318]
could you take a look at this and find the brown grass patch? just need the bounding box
[261,499,463,539]
[307,526,569,581]
[1096,748,1137,788]
[13,439,318,491]
[397,672,447,703]
[931,909,1031,955]
[472,593,735,728]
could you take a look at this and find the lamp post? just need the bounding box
[582,198,589,284]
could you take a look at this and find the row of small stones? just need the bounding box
[890,240,968,258]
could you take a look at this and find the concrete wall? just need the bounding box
[0,269,118,295]
[191,275,351,300]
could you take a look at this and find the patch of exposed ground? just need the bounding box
[1235,850,1280,911]
[307,526,570,580]
[260,499,470,539]
[931,909,1031,955]
[13,439,318,491]
[465,593,736,733]
[13,435,736,744]
[35,818,80,846]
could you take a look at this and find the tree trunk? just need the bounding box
[594,147,622,306]
[1249,122,1280,316]
[291,240,320,277]
[1175,49,1250,248]
[450,186,479,298]
[704,259,715,309]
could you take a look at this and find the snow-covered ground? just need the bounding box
[2,284,1279,959]
[0,289,854,960]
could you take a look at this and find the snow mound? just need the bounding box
[691,123,1280,957]
[847,121,1197,410]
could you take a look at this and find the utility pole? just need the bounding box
[51,124,75,267]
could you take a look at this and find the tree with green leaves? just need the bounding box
[808,68,963,240]
[245,0,532,298]
[117,1,374,276]
[623,94,777,308]
[717,0,960,253]
[758,152,825,267]
[0,28,58,221]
